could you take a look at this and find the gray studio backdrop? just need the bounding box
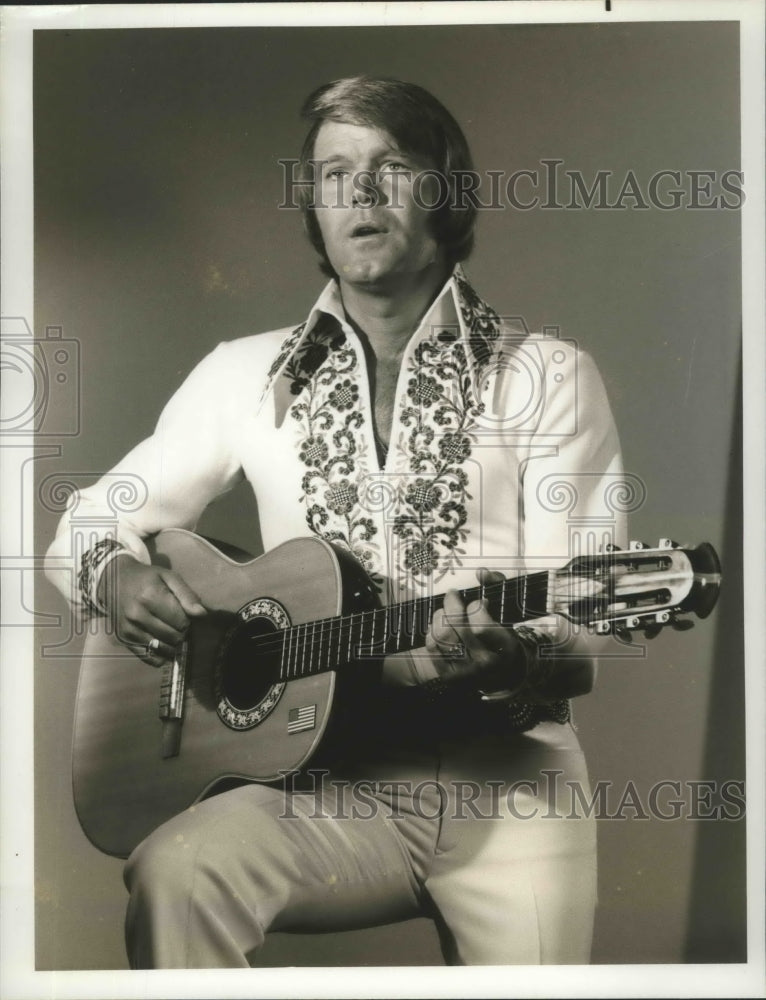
[33,22,744,969]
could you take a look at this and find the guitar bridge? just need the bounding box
[159,640,187,758]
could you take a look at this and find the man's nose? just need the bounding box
[351,170,382,208]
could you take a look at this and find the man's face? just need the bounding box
[311,121,444,288]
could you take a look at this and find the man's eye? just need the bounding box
[383,161,409,172]
[324,168,348,179]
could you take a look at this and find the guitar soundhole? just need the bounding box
[215,597,290,731]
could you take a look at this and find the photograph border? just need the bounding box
[2,2,764,998]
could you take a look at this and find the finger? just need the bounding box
[476,566,506,586]
[441,589,467,631]
[115,617,179,657]
[427,621,466,660]
[463,598,521,667]
[122,635,176,667]
[140,609,189,647]
[431,591,467,652]
[160,568,207,617]
[140,577,192,634]
[120,602,188,647]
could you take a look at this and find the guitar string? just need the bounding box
[204,552,663,673]
[253,575,553,662]
[229,575,554,676]
[206,556,628,670]
[241,575,543,659]
[220,560,626,669]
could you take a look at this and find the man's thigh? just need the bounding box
[125,780,425,967]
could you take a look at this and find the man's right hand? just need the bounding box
[97,554,207,666]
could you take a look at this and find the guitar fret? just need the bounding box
[275,569,552,683]
[285,625,292,679]
[332,616,339,669]
[367,612,375,658]
[319,619,326,671]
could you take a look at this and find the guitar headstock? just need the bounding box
[551,539,721,636]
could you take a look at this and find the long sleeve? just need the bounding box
[520,344,626,569]
[45,341,245,611]
[515,343,627,675]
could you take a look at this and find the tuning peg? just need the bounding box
[658,538,679,549]
[614,627,633,644]
[603,543,622,553]
[629,540,650,551]
[671,618,695,632]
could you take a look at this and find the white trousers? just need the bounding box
[124,721,597,968]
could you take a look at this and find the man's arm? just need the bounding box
[383,343,625,704]
[45,341,244,660]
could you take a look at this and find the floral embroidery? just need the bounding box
[288,331,380,577]
[282,321,346,397]
[391,276,502,588]
[454,266,502,366]
[264,273,504,590]
[298,435,329,468]
[327,378,359,412]
[257,323,307,411]
[78,537,124,614]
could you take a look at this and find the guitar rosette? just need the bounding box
[214,597,289,731]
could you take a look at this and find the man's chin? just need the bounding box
[337,259,394,287]
[335,256,442,291]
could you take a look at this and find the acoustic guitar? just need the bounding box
[72,529,721,857]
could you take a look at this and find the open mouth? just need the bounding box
[350,223,386,238]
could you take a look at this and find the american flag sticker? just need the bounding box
[287,705,316,734]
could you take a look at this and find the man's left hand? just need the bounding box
[425,568,527,692]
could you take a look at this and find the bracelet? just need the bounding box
[418,676,452,703]
[78,538,126,615]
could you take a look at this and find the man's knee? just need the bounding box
[124,818,201,901]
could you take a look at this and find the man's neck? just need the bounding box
[337,262,451,362]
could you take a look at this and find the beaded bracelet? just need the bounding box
[77,537,126,615]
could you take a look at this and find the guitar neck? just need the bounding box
[278,571,550,681]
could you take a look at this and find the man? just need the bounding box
[46,76,624,967]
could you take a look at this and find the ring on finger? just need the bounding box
[146,637,161,657]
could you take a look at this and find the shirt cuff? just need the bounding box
[77,538,127,615]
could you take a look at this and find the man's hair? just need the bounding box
[298,76,477,277]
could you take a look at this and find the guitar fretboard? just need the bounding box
[272,571,550,681]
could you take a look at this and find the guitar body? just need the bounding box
[71,527,720,859]
[72,530,381,858]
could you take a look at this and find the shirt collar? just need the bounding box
[295,265,501,371]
